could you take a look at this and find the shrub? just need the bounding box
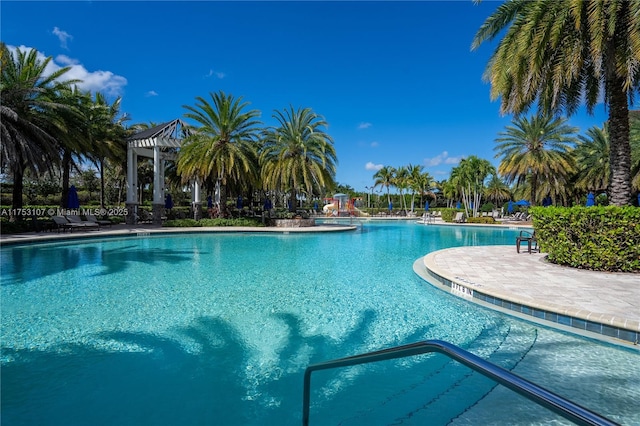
[467,217,496,224]
[440,208,463,222]
[532,206,640,272]
[163,217,264,228]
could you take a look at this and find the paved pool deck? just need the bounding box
[416,246,640,349]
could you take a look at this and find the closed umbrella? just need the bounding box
[388,201,393,212]
[507,201,514,214]
[424,201,429,211]
[207,195,213,209]
[237,195,243,209]
[542,196,552,207]
[456,201,461,209]
[67,185,80,209]
[165,194,173,209]
[585,192,595,207]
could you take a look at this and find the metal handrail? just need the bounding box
[302,339,618,426]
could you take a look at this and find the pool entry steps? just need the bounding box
[302,340,618,426]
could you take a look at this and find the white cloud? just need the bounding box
[7,45,127,96]
[365,161,383,171]
[145,90,159,97]
[52,27,72,49]
[370,141,379,147]
[424,151,464,167]
[205,69,226,79]
[358,122,372,129]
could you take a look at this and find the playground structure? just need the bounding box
[322,193,369,217]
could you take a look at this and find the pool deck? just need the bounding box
[416,246,640,348]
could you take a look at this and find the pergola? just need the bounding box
[125,119,199,224]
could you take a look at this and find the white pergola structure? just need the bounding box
[125,119,196,224]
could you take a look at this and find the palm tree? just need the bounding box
[393,166,410,213]
[484,174,511,206]
[450,156,495,218]
[260,106,337,212]
[574,125,610,194]
[177,91,261,216]
[407,164,433,212]
[373,166,396,209]
[494,114,577,206]
[472,0,640,206]
[0,44,77,211]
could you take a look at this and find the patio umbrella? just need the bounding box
[388,201,393,211]
[424,201,429,211]
[515,199,530,206]
[67,185,80,209]
[456,201,461,209]
[586,192,595,207]
[207,195,213,209]
[165,194,173,209]
[542,196,552,207]
[314,201,319,211]
[236,195,243,209]
[263,198,272,211]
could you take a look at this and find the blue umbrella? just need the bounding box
[67,185,80,209]
[388,201,393,211]
[164,194,173,209]
[424,201,429,211]
[586,192,595,207]
[507,201,514,214]
[515,199,530,206]
[207,195,213,209]
[542,195,552,207]
[456,201,461,209]
[237,195,243,209]
[263,198,272,211]
[314,201,319,211]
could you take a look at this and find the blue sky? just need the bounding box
[2,1,609,192]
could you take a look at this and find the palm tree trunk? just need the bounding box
[607,75,632,206]
[61,149,71,208]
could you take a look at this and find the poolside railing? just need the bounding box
[302,339,618,426]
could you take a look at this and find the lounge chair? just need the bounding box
[453,212,465,223]
[65,215,100,230]
[86,214,112,228]
[51,216,91,232]
[516,230,538,253]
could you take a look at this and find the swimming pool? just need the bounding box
[1,222,638,425]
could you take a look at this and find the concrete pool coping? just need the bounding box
[0,222,357,245]
[415,246,640,349]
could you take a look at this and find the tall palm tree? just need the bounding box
[0,44,77,211]
[260,106,337,211]
[393,166,410,213]
[472,0,640,206]
[373,166,396,207]
[450,156,495,218]
[177,91,261,216]
[494,114,577,206]
[407,164,433,212]
[574,125,610,193]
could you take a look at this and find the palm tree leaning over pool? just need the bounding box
[260,106,337,212]
[0,44,77,211]
[494,114,577,206]
[177,91,261,217]
[373,166,396,209]
[473,0,640,206]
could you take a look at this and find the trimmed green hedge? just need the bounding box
[532,206,640,272]
[466,217,496,224]
[440,208,464,222]
[163,218,264,227]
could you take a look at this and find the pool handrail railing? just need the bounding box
[302,339,619,426]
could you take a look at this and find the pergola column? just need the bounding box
[125,146,138,224]
[152,145,164,225]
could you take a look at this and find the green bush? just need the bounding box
[440,208,463,222]
[163,217,264,228]
[467,216,496,224]
[532,206,640,272]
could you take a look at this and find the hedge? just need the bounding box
[163,218,264,227]
[531,206,640,272]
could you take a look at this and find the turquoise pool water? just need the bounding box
[1,222,638,425]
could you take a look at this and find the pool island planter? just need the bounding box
[270,218,316,228]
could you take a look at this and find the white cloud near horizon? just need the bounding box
[358,122,372,129]
[8,45,127,97]
[52,27,72,49]
[145,90,159,97]
[365,161,383,171]
[424,151,464,167]
[205,69,226,79]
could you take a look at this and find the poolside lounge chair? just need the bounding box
[86,214,112,228]
[516,230,538,253]
[65,215,100,230]
[453,212,465,223]
[51,216,91,232]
